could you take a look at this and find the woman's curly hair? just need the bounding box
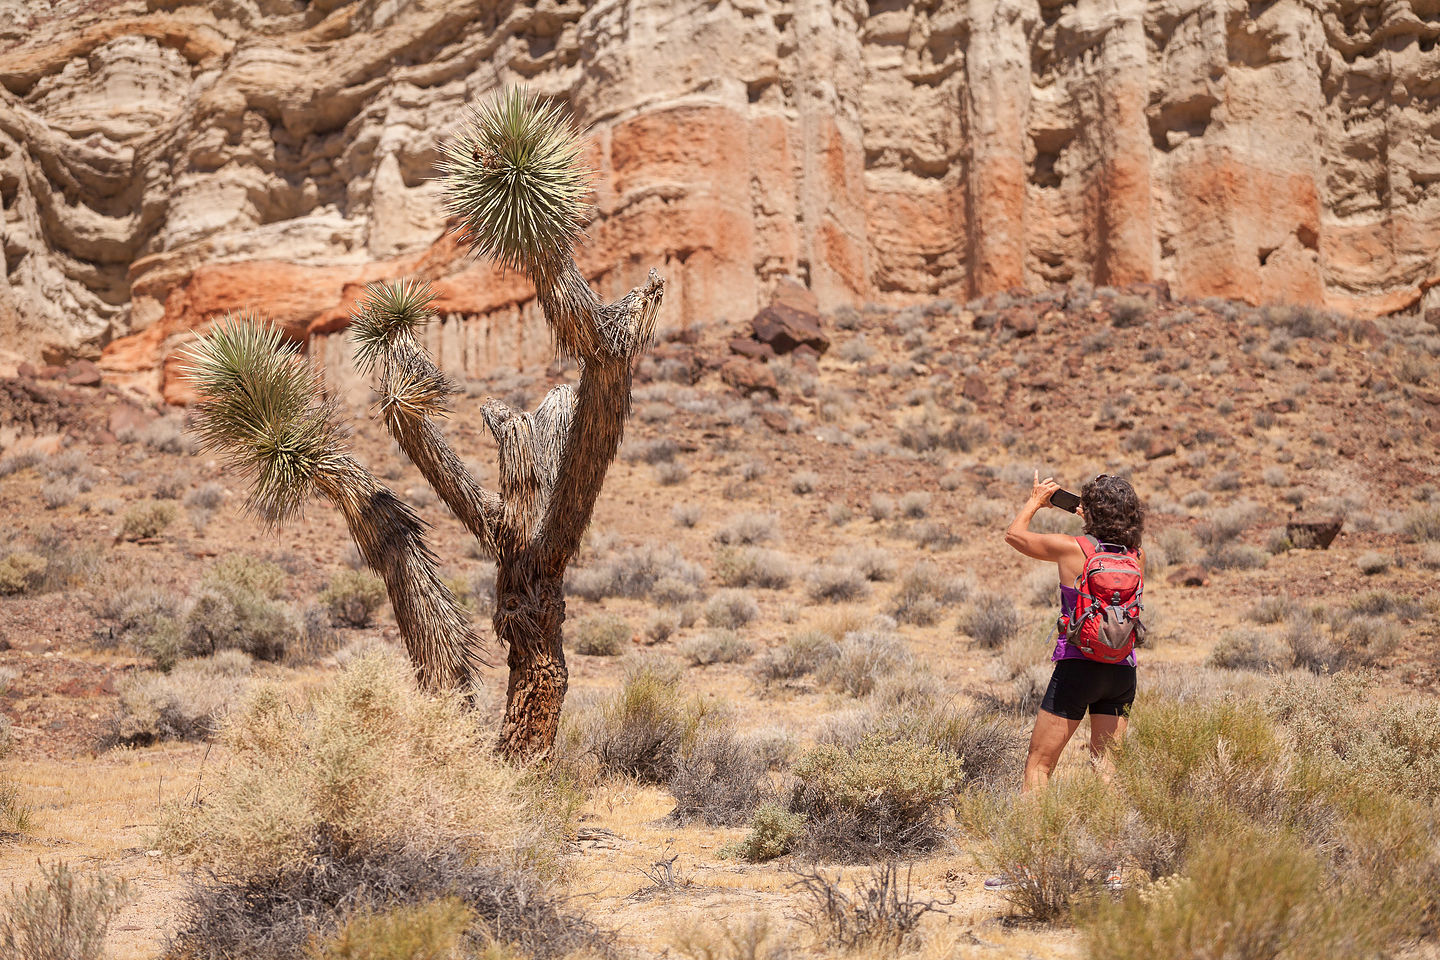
[1081,474,1144,551]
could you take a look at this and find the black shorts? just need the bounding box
[1040,658,1137,721]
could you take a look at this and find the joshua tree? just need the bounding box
[186,89,664,759]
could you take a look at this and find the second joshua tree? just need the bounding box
[187,89,665,759]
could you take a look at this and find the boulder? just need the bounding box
[720,359,779,399]
[1285,514,1343,550]
[64,359,102,387]
[728,338,775,362]
[751,303,829,356]
[1144,437,1176,460]
[1166,565,1210,587]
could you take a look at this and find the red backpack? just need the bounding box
[1061,536,1146,664]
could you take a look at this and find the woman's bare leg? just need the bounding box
[1087,713,1128,782]
[1023,709,1082,792]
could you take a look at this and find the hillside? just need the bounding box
[1,283,1437,956]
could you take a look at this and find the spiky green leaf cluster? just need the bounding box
[350,278,437,375]
[181,313,341,524]
[438,87,593,273]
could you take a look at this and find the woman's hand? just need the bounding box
[1030,469,1059,509]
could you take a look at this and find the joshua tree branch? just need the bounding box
[536,270,664,572]
[373,338,505,557]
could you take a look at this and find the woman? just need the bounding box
[1003,471,1145,792]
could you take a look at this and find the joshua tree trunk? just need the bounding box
[494,565,566,758]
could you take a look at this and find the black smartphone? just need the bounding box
[1050,488,1081,513]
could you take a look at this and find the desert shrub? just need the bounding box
[789,736,962,860]
[40,477,82,510]
[898,491,930,518]
[806,563,869,603]
[160,650,594,960]
[1031,509,1083,535]
[1023,568,1058,608]
[704,589,759,629]
[1419,543,1440,570]
[912,520,959,549]
[654,461,689,486]
[1083,830,1385,960]
[815,630,911,698]
[754,631,839,686]
[578,665,702,783]
[790,863,945,951]
[0,862,129,960]
[1356,551,1390,575]
[120,502,176,540]
[0,720,33,838]
[868,494,895,521]
[824,701,1023,792]
[791,470,818,494]
[108,652,253,746]
[141,417,187,453]
[568,542,706,602]
[1110,295,1150,327]
[959,593,1021,648]
[965,772,1117,921]
[1153,527,1197,565]
[668,728,771,826]
[890,561,970,626]
[0,450,42,478]
[1202,543,1268,571]
[826,503,853,526]
[186,483,225,511]
[849,546,897,582]
[320,570,387,628]
[644,609,680,644]
[624,436,678,464]
[1338,616,1400,662]
[1245,596,1295,624]
[713,512,778,546]
[0,552,47,596]
[680,630,752,666]
[1206,628,1287,671]
[671,504,701,528]
[726,803,805,862]
[714,548,792,589]
[1401,505,1440,541]
[1345,589,1422,619]
[312,897,472,960]
[1195,501,1260,547]
[147,557,298,667]
[572,614,629,656]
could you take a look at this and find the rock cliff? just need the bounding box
[2,0,1439,399]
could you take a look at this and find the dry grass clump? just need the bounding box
[1401,504,1440,541]
[141,556,299,668]
[786,736,962,861]
[704,589,759,629]
[320,570,388,628]
[806,563,870,603]
[160,649,594,959]
[572,614,630,656]
[668,727,771,826]
[1355,551,1390,575]
[965,772,1118,921]
[815,629,912,697]
[680,630,753,666]
[1207,628,1288,671]
[959,593,1021,648]
[108,651,253,746]
[567,541,706,602]
[753,631,840,687]
[0,716,34,838]
[311,897,472,960]
[789,863,946,951]
[0,551,47,595]
[713,512,779,546]
[714,547,793,589]
[890,561,971,626]
[566,663,704,784]
[849,546,897,583]
[119,501,176,540]
[0,861,130,960]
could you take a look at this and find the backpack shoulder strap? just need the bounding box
[1076,535,1098,559]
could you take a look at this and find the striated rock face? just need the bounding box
[2,0,1439,400]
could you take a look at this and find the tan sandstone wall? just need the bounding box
[1,0,1438,400]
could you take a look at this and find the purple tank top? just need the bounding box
[1052,583,1137,665]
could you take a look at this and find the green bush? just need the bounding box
[571,613,629,656]
[120,502,176,540]
[320,570,387,628]
[0,862,129,960]
[725,802,805,863]
[1083,830,1384,960]
[789,736,962,860]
